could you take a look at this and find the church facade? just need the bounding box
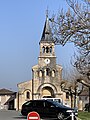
[17,15,70,110]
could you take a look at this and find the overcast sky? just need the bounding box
[0,0,76,91]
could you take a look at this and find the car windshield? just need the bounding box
[24,101,31,105]
[48,100,71,108]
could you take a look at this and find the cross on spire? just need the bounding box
[46,7,49,18]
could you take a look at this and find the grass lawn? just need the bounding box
[78,111,90,120]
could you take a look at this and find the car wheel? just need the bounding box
[57,112,64,120]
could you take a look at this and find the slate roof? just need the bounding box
[40,15,53,42]
[0,88,16,95]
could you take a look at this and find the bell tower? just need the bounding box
[32,12,62,99]
[38,12,58,83]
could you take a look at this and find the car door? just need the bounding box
[25,101,34,114]
[34,101,44,117]
[44,101,58,118]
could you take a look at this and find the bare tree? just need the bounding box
[50,0,90,56]
[50,0,90,81]
[73,52,90,75]
[61,67,83,108]
[49,0,90,110]
[75,52,90,111]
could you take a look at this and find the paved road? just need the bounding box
[0,110,55,120]
[0,110,27,120]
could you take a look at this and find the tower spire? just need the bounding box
[40,9,53,42]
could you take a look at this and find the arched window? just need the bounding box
[46,47,49,53]
[50,47,52,53]
[52,70,55,77]
[42,46,45,53]
[26,91,30,99]
[39,70,42,77]
[46,68,50,76]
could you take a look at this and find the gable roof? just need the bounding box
[0,88,16,95]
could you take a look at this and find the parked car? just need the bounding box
[21,100,78,120]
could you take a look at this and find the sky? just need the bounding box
[0,0,76,91]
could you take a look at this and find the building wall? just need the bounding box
[0,95,10,110]
[17,80,32,110]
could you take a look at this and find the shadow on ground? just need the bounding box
[13,116,27,119]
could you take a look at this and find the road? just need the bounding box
[0,110,27,120]
[0,110,56,120]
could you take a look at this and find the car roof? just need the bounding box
[26,99,46,102]
[31,99,48,102]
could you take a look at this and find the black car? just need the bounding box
[21,99,78,120]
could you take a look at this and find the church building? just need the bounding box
[17,14,69,110]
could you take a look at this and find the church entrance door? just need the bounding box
[42,86,55,98]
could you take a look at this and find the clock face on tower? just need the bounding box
[44,58,50,64]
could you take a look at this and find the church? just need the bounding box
[17,14,71,110]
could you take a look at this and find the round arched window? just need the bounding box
[46,47,49,53]
[39,70,42,77]
[50,47,52,53]
[46,68,50,76]
[26,91,30,99]
[42,46,45,53]
[52,70,55,77]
